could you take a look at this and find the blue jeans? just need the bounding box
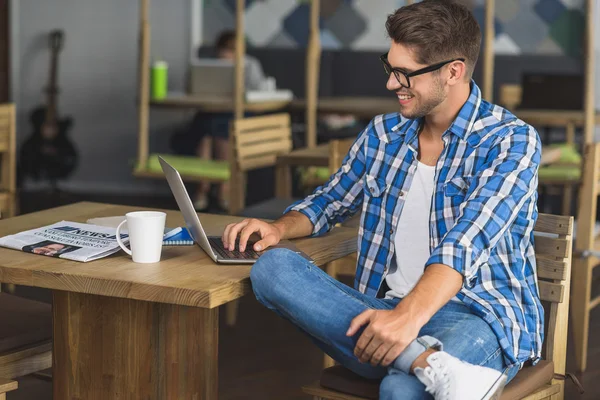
[250,249,519,400]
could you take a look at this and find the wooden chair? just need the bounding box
[571,142,600,372]
[0,378,17,399]
[0,204,53,382]
[0,104,17,218]
[138,113,294,218]
[303,213,574,400]
[0,292,52,380]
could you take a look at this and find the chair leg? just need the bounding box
[225,300,239,327]
[571,257,592,372]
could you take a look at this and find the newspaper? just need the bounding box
[0,221,129,262]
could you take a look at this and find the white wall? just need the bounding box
[13,0,194,194]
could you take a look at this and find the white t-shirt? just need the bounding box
[385,161,436,299]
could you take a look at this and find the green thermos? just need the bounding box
[151,61,168,100]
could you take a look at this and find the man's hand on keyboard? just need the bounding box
[222,218,283,253]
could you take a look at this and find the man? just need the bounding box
[223,1,542,399]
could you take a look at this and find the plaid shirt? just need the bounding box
[286,82,542,368]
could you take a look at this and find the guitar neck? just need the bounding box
[44,46,59,125]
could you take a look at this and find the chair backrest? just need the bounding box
[231,113,292,172]
[499,84,522,111]
[533,213,573,377]
[328,138,354,173]
[0,104,15,194]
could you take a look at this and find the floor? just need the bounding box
[4,189,600,399]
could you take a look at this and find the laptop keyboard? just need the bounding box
[208,237,260,260]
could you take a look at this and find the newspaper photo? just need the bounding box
[0,221,129,262]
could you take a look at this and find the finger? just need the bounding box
[254,234,278,252]
[346,310,373,337]
[222,223,235,247]
[381,344,403,367]
[354,327,375,360]
[238,222,259,252]
[227,220,250,250]
[359,336,383,364]
[369,342,392,366]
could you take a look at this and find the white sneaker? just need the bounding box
[414,351,507,400]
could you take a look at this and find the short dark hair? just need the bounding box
[385,0,481,78]
[215,30,236,51]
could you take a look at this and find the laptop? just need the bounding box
[158,156,313,264]
[189,58,235,97]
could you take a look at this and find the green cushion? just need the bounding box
[539,165,581,181]
[146,154,230,180]
[546,143,582,164]
[298,166,331,186]
[314,167,332,181]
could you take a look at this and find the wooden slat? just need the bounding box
[329,139,354,172]
[237,127,289,146]
[233,113,290,133]
[539,281,565,303]
[535,256,568,280]
[233,0,245,120]
[534,236,569,258]
[136,0,150,168]
[0,350,51,379]
[482,0,495,100]
[535,213,573,236]
[237,139,292,160]
[521,383,561,400]
[0,341,51,365]
[0,378,17,394]
[583,0,596,144]
[238,154,278,171]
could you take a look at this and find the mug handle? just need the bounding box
[115,220,132,256]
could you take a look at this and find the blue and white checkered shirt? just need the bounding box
[286,82,542,369]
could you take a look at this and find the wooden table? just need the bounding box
[0,202,357,399]
[150,93,291,113]
[275,144,329,198]
[515,109,600,144]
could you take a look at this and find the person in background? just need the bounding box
[193,30,269,211]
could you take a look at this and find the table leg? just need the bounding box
[52,291,219,400]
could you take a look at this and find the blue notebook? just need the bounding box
[163,228,194,246]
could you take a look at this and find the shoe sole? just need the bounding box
[481,373,507,400]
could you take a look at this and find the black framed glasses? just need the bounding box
[380,52,465,88]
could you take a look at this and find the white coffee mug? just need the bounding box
[115,211,166,263]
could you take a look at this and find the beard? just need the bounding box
[399,76,446,119]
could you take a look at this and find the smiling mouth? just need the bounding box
[397,92,414,100]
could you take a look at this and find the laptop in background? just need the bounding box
[189,58,235,97]
[518,73,584,110]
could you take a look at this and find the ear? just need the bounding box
[446,60,466,86]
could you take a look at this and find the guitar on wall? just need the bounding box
[19,29,78,188]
